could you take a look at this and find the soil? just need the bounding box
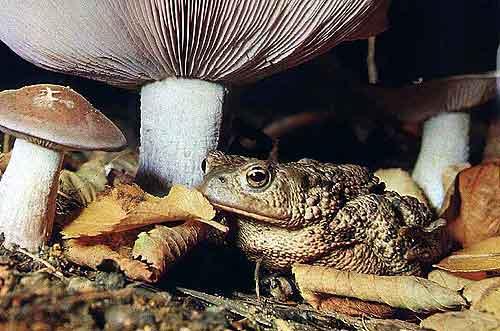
[0,240,359,331]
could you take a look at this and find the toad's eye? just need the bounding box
[246,166,270,188]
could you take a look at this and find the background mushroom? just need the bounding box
[0,0,389,192]
[0,84,126,250]
[361,72,499,209]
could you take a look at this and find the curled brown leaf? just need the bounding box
[292,264,466,313]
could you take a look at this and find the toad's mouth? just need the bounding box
[210,202,288,224]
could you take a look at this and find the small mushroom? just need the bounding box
[0,0,389,193]
[361,72,498,209]
[0,84,126,250]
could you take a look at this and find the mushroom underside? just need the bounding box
[0,139,63,250]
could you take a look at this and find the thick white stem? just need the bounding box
[138,78,226,193]
[0,139,63,250]
[412,112,470,209]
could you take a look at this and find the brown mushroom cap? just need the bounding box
[0,84,127,151]
[0,0,389,89]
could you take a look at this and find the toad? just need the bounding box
[199,151,446,276]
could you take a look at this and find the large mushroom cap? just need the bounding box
[0,0,389,89]
[0,84,127,151]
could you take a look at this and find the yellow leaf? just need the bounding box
[436,237,500,273]
[61,184,215,238]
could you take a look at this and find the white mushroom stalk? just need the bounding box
[139,78,226,191]
[0,139,63,250]
[412,112,470,209]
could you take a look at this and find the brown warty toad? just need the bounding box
[199,151,446,276]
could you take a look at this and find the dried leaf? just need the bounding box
[439,163,471,218]
[64,222,207,282]
[446,161,500,247]
[59,169,98,207]
[132,222,207,278]
[436,237,500,273]
[61,184,215,238]
[73,158,109,192]
[64,231,155,282]
[421,310,500,331]
[475,285,500,318]
[428,270,475,292]
[374,168,428,205]
[292,264,466,313]
[464,278,500,306]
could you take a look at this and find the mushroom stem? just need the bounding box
[137,78,226,193]
[0,139,63,250]
[412,112,470,209]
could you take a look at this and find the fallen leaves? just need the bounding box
[132,222,208,277]
[64,232,154,282]
[292,264,466,313]
[64,222,208,283]
[435,237,500,273]
[61,181,221,282]
[444,160,500,247]
[61,184,216,238]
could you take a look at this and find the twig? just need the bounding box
[367,36,378,84]
[177,287,354,330]
[254,258,263,300]
[263,112,333,139]
[16,247,66,280]
[2,134,12,153]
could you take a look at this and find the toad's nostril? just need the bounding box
[201,159,207,173]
